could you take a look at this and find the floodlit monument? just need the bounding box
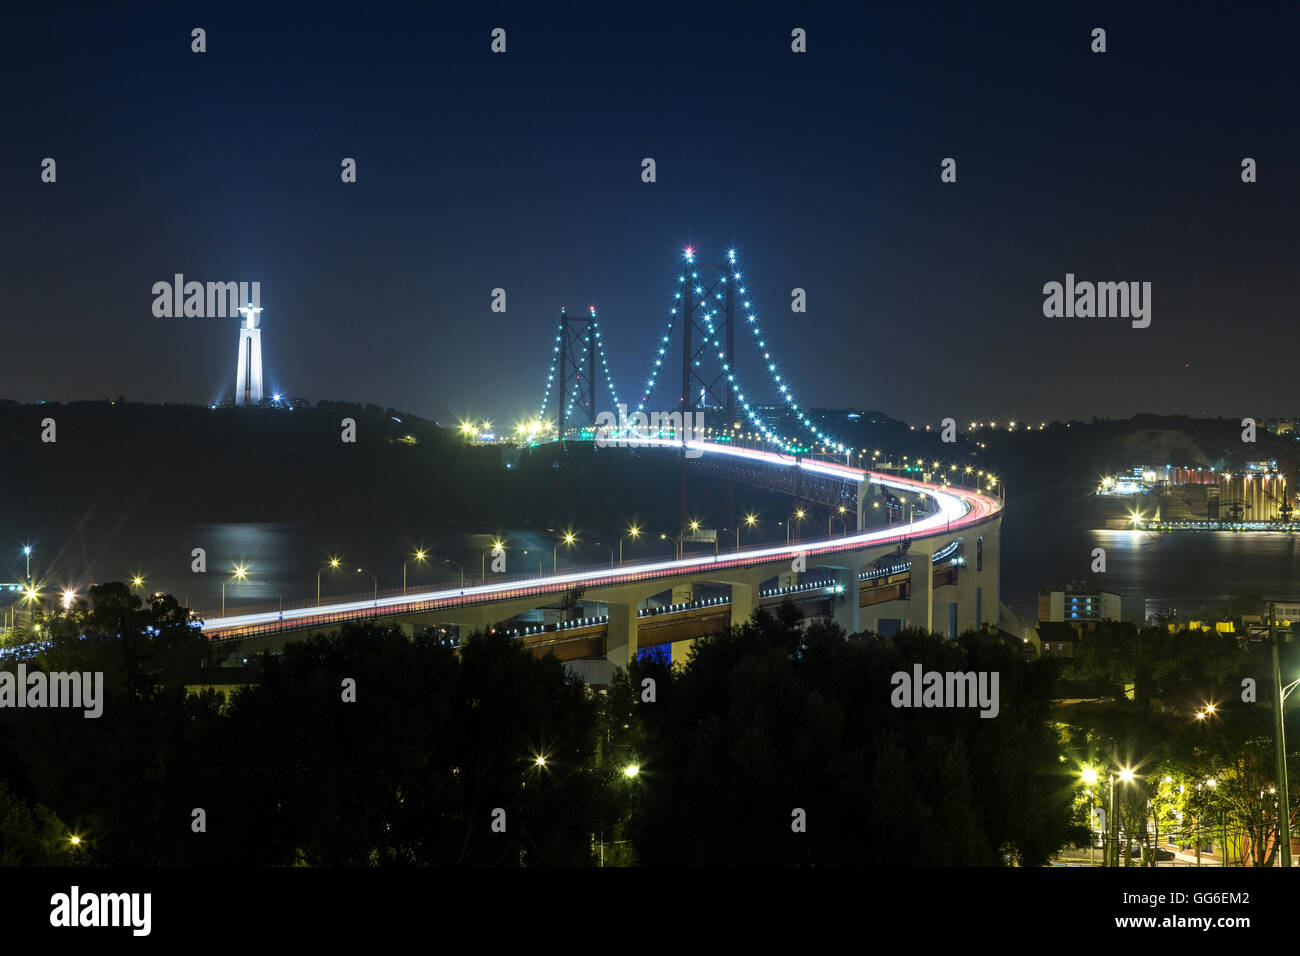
[235,304,264,405]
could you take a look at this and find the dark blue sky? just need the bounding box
[3,2,1297,428]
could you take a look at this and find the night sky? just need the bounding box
[3,2,1297,428]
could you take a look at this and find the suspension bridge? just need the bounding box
[199,249,1005,680]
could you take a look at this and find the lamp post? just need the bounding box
[222,565,247,617]
[355,567,377,600]
[522,550,543,578]
[787,509,805,544]
[250,577,284,618]
[317,557,341,605]
[554,532,575,573]
[620,526,641,566]
[736,514,757,552]
[483,540,504,580]
[680,520,703,558]
[22,544,32,581]
[403,549,428,595]
[593,541,615,569]
[1270,602,1293,867]
[831,505,848,537]
[1081,767,1100,866]
[442,557,465,588]
[1109,766,1137,866]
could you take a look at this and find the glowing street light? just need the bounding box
[483,539,506,579]
[787,509,806,544]
[623,764,640,779]
[21,544,32,580]
[222,564,248,617]
[521,549,543,577]
[355,567,378,601]
[1104,766,1139,866]
[620,526,641,566]
[554,532,576,573]
[442,557,465,588]
[732,514,758,552]
[831,504,848,536]
[403,549,428,595]
[317,557,341,605]
[131,575,145,590]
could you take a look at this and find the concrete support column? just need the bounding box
[856,482,868,532]
[908,547,934,635]
[670,583,694,604]
[833,568,861,635]
[730,581,754,628]
[978,518,1001,627]
[952,556,980,635]
[606,602,638,671]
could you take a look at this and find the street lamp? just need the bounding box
[787,509,806,544]
[317,557,341,605]
[593,541,615,568]
[1269,603,1293,867]
[483,540,505,579]
[222,564,247,617]
[442,557,465,588]
[660,532,681,561]
[1081,767,1100,866]
[1109,766,1137,867]
[831,504,848,537]
[21,544,32,581]
[131,575,145,591]
[676,520,708,557]
[620,526,641,565]
[355,567,377,600]
[734,513,758,552]
[250,577,284,617]
[554,532,575,573]
[522,550,543,578]
[403,549,428,595]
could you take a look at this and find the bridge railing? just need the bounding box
[201,517,984,641]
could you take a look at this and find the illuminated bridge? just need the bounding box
[199,248,1005,681]
[200,445,1002,682]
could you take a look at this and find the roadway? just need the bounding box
[198,439,1002,640]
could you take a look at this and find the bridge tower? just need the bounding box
[676,249,738,522]
[677,249,737,432]
[553,306,598,436]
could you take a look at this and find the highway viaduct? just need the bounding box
[201,444,1003,684]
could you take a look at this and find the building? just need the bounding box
[1035,621,1080,658]
[1039,583,1123,624]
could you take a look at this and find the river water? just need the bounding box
[4,515,1299,627]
